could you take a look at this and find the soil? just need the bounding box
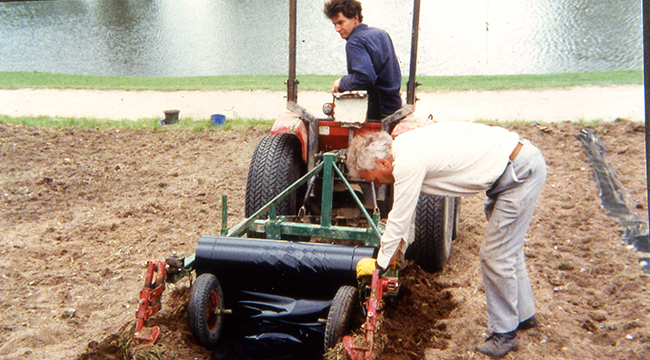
[1,119,649,360]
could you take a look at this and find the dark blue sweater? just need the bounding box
[338,24,402,120]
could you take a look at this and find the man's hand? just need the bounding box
[356,258,386,278]
[331,78,341,94]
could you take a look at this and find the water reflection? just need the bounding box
[532,0,643,73]
[0,0,642,77]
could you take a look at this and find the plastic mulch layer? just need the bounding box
[578,128,649,272]
[193,235,376,359]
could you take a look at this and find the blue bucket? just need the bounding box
[211,114,226,126]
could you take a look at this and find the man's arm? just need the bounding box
[338,40,377,91]
[376,162,426,269]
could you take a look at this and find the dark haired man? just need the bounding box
[324,0,402,121]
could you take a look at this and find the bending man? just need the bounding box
[324,0,402,121]
[346,122,546,359]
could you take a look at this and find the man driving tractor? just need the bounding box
[324,0,403,121]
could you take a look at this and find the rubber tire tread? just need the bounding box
[406,195,453,273]
[324,285,358,352]
[245,133,302,222]
[187,273,225,349]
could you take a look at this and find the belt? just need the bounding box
[509,141,524,162]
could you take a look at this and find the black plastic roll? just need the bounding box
[194,236,376,298]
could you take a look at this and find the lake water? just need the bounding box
[0,0,642,77]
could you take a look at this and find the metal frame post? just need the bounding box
[643,0,650,229]
[221,196,228,236]
[406,0,421,105]
[320,153,335,227]
[287,0,298,103]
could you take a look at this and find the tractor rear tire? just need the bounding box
[245,133,304,238]
[407,195,457,273]
[324,285,358,352]
[188,273,225,349]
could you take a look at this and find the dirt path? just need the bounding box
[0,85,643,123]
[1,119,649,360]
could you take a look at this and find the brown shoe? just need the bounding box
[475,331,518,359]
[518,315,538,330]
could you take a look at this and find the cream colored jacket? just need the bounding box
[378,122,520,268]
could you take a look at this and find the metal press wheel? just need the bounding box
[406,195,458,273]
[324,285,359,352]
[187,273,225,349]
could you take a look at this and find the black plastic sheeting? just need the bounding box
[212,291,329,360]
[578,129,650,272]
[192,236,376,359]
[195,235,376,298]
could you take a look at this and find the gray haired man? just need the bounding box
[346,122,546,358]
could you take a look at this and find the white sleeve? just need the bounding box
[376,160,427,269]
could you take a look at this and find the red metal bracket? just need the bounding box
[343,335,369,360]
[344,269,399,359]
[134,259,167,344]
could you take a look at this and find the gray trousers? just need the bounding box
[480,140,547,333]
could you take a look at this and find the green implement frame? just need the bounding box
[184,152,383,269]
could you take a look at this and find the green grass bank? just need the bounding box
[0,114,274,131]
[0,69,642,92]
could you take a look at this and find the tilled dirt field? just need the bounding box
[1,120,649,360]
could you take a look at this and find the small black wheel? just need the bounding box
[406,195,457,272]
[324,285,358,352]
[188,273,225,349]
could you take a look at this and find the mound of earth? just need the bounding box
[1,120,649,360]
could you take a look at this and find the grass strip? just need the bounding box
[0,69,641,92]
[2,114,614,132]
[0,115,273,131]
